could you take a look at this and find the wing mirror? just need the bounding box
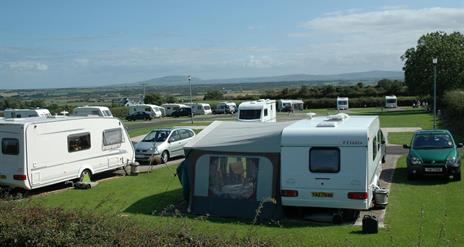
[457,143,464,148]
[403,144,410,149]
[381,140,386,144]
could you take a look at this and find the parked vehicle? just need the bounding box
[4,108,51,118]
[214,102,236,114]
[134,128,195,163]
[403,129,462,181]
[171,107,193,118]
[277,99,304,112]
[187,103,212,115]
[72,106,113,117]
[0,116,135,190]
[385,95,398,108]
[337,97,349,110]
[237,99,276,122]
[126,112,152,121]
[128,104,162,118]
[280,113,385,211]
[161,103,189,116]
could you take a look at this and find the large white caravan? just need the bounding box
[128,104,163,118]
[237,99,276,122]
[4,108,51,118]
[280,114,384,210]
[0,116,135,190]
[72,106,113,117]
[161,103,188,116]
[385,95,398,108]
[277,99,304,112]
[187,103,212,115]
[337,97,349,110]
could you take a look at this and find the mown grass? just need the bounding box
[388,132,415,145]
[31,156,464,246]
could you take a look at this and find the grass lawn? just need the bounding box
[388,132,415,145]
[31,156,464,246]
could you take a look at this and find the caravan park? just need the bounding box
[2,1,464,247]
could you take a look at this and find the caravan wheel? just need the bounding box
[79,169,92,183]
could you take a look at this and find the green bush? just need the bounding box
[0,201,273,247]
[442,90,464,137]
[110,106,129,119]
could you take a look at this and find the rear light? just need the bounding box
[347,192,368,200]
[281,190,298,197]
[13,175,27,181]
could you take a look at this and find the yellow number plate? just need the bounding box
[312,192,333,198]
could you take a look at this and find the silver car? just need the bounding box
[134,128,196,164]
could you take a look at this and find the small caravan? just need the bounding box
[161,103,189,116]
[128,104,163,118]
[385,95,398,108]
[0,117,135,190]
[73,106,113,117]
[237,99,276,122]
[187,103,212,115]
[337,97,349,110]
[4,108,51,118]
[214,102,236,114]
[280,114,385,210]
[277,99,304,112]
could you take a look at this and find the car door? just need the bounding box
[167,130,183,157]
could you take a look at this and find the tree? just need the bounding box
[402,31,464,97]
[144,93,163,105]
[164,95,177,103]
[203,90,224,100]
[376,79,405,95]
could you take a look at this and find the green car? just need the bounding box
[403,130,462,181]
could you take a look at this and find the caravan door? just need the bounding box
[0,130,28,189]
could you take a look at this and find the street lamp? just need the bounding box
[432,58,437,129]
[188,75,193,124]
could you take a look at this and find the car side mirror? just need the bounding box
[381,140,386,144]
[403,144,410,149]
[457,143,464,148]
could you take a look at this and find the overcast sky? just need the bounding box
[1,0,464,89]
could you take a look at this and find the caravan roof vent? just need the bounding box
[327,113,349,121]
[317,121,338,128]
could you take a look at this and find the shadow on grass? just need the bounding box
[389,167,452,186]
[124,188,184,215]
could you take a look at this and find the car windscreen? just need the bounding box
[142,130,171,142]
[239,109,261,120]
[413,133,454,149]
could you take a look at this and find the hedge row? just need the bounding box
[442,90,464,137]
[0,201,273,247]
[304,96,419,109]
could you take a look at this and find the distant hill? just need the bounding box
[114,70,403,87]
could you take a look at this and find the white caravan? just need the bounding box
[73,106,113,117]
[337,97,349,110]
[280,114,384,210]
[237,99,276,122]
[0,116,135,190]
[187,103,212,115]
[214,102,237,114]
[277,99,304,112]
[161,103,188,116]
[385,95,398,108]
[128,104,163,118]
[4,108,51,118]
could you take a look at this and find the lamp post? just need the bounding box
[432,58,437,129]
[188,75,193,124]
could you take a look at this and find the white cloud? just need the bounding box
[5,61,48,71]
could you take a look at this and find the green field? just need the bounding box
[388,132,415,145]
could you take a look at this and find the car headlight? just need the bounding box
[410,156,422,165]
[447,156,459,166]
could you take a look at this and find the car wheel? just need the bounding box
[161,151,169,164]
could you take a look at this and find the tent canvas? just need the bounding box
[177,121,293,220]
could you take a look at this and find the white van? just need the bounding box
[0,116,135,190]
[161,103,189,116]
[214,102,236,114]
[337,97,349,110]
[385,95,398,108]
[280,114,384,210]
[187,103,212,115]
[237,99,276,122]
[128,104,163,118]
[4,108,51,118]
[72,106,113,117]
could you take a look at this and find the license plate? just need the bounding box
[312,192,333,198]
[0,175,6,179]
[425,167,443,172]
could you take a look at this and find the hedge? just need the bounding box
[303,96,419,109]
[441,90,464,138]
[0,201,273,247]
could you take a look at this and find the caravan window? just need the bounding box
[239,110,261,120]
[372,137,378,161]
[309,148,340,173]
[2,138,19,155]
[103,128,123,146]
[264,109,268,117]
[208,156,259,200]
[68,133,91,152]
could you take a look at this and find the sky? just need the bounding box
[1,0,464,89]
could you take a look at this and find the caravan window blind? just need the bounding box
[103,128,123,146]
[309,148,340,173]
